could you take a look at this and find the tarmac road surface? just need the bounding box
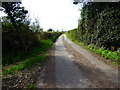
[37,34,119,88]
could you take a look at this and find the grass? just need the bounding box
[3,32,61,66]
[3,40,50,66]
[3,34,60,75]
[3,56,46,75]
[28,84,37,89]
[66,33,120,66]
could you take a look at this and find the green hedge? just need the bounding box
[3,31,62,66]
[76,2,120,50]
[66,33,120,65]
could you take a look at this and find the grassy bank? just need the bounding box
[3,33,61,75]
[66,33,120,66]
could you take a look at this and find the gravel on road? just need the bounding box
[37,34,119,88]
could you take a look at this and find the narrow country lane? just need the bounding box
[37,34,119,88]
[2,1,120,89]
[55,35,91,88]
[63,34,119,86]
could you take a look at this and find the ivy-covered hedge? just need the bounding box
[66,33,120,65]
[74,2,120,50]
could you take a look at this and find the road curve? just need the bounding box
[55,35,92,88]
[37,34,119,88]
[64,34,118,86]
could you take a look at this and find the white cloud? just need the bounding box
[21,0,81,31]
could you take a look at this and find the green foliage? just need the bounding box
[68,2,120,65]
[2,22,40,65]
[2,2,62,75]
[66,33,84,46]
[95,6,120,48]
[28,84,36,89]
[3,32,61,75]
[2,2,28,24]
[2,2,38,54]
[66,33,120,65]
[76,2,120,49]
[3,56,45,75]
[87,46,120,62]
[37,32,62,41]
[2,2,40,66]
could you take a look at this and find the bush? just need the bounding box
[69,2,120,50]
[3,30,61,66]
[66,34,120,65]
[2,22,39,54]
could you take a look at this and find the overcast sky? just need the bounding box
[21,0,82,31]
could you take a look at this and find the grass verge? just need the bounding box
[3,34,60,75]
[28,83,37,89]
[66,33,120,66]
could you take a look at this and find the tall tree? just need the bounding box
[2,2,29,52]
[2,2,28,29]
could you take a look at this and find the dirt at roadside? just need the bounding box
[63,37,118,88]
[36,44,56,88]
[2,64,43,89]
[3,43,56,89]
